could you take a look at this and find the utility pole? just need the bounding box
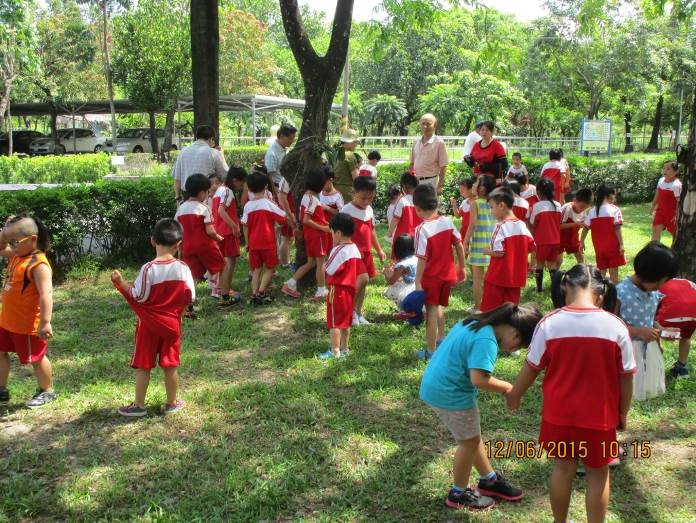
[101,0,118,153]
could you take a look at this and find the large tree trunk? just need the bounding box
[673,82,696,280]
[646,94,664,152]
[162,109,175,162]
[190,0,219,139]
[624,111,634,153]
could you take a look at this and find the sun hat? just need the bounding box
[339,129,360,143]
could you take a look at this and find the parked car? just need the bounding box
[104,128,178,154]
[29,128,107,155]
[0,130,46,155]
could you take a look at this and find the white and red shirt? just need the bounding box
[325,242,365,291]
[392,194,422,239]
[341,202,376,254]
[358,163,377,177]
[175,200,217,255]
[526,307,636,431]
[320,190,344,212]
[241,199,287,250]
[540,160,564,201]
[520,185,539,207]
[212,185,239,237]
[584,204,623,255]
[247,189,273,202]
[657,279,696,323]
[116,258,195,339]
[655,177,682,218]
[274,176,297,214]
[506,164,528,178]
[559,202,586,249]
[529,200,561,246]
[300,192,328,243]
[415,216,462,283]
[485,218,535,288]
[457,199,471,237]
[512,196,530,221]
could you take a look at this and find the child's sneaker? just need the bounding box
[218,295,240,307]
[669,361,689,378]
[394,311,417,321]
[312,289,328,301]
[25,389,56,409]
[118,403,147,417]
[281,283,301,299]
[340,348,351,357]
[354,314,371,325]
[259,292,275,305]
[318,349,341,360]
[415,349,434,361]
[0,387,9,402]
[445,487,495,510]
[164,400,185,415]
[249,294,263,306]
[476,471,523,501]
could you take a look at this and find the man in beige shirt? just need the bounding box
[409,114,449,195]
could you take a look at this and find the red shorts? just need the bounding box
[539,421,617,468]
[423,280,453,307]
[327,285,355,329]
[183,246,224,280]
[653,211,676,235]
[595,251,626,271]
[481,282,521,312]
[0,326,48,365]
[305,233,328,258]
[560,241,581,255]
[130,321,180,370]
[249,248,278,270]
[536,244,562,262]
[656,317,696,340]
[280,223,294,238]
[219,234,240,258]
[360,251,376,278]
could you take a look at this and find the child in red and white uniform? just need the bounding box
[651,160,682,242]
[206,174,220,209]
[320,167,344,252]
[481,188,535,312]
[212,167,246,307]
[558,188,592,265]
[506,152,527,179]
[413,184,466,360]
[581,184,626,284]
[282,169,331,300]
[319,213,368,359]
[358,150,381,177]
[241,172,289,305]
[508,264,635,523]
[657,277,696,378]
[540,148,567,203]
[504,179,530,222]
[112,218,196,417]
[175,174,224,297]
[387,172,421,259]
[516,173,539,208]
[341,176,386,325]
[529,178,561,292]
[450,177,474,240]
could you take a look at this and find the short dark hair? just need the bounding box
[549,148,562,161]
[367,150,381,161]
[387,184,401,201]
[536,178,555,202]
[247,172,269,194]
[474,120,485,130]
[459,177,475,189]
[594,184,616,214]
[305,167,327,193]
[462,303,543,347]
[400,172,419,190]
[393,234,415,260]
[226,166,247,186]
[478,175,496,197]
[634,241,678,283]
[515,173,529,186]
[412,184,438,211]
[329,212,354,236]
[574,188,593,204]
[353,175,376,193]
[479,120,495,132]
[208,173,220,183]
[277,124,297,138]
[184,173,211,197]
[512,152,522,159]
[8,214,51,252]
[551,264,617,312]
[503,179,521,196]
[489,187,514,209]
[323,165,335,180]
[152,218,183,247]
[195,125,216,141]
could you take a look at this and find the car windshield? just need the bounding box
[118,129,145,138]
[57,130,73,138]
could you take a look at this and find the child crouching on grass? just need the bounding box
[419,303,542,510]
[0,215,56,408]
[112,218,195,417]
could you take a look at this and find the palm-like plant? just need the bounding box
[363,94,408,135]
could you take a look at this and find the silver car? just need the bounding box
[29,128,107,155]
[104,128,179,154]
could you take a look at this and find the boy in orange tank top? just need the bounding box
[0,215,56,408]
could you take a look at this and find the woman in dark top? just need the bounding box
[464,121,508,184]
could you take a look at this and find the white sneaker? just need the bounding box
[314,289,328,299]
[352,312,360,326]
[357,315,371,325]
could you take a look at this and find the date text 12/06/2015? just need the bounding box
[484,440,652,460]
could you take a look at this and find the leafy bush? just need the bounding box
[0,153,111,184]
[168,145,266,171]
[0,177,174,274]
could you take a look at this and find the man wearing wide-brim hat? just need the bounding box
[334,129,362,202]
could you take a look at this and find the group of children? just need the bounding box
[0,146,693,521]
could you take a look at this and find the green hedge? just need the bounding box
[168,145,267,171]
[0,153,111,184]
[0,177,174,272]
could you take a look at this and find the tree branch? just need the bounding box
[325,0,354,70]
[279,0,319,76]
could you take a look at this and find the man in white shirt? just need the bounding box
[172,125,228,202]
[462,121,483,159]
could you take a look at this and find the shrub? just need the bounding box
[0,153,111,184]
[168,145,266,171]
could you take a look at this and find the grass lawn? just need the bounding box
[1,203,694,522]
